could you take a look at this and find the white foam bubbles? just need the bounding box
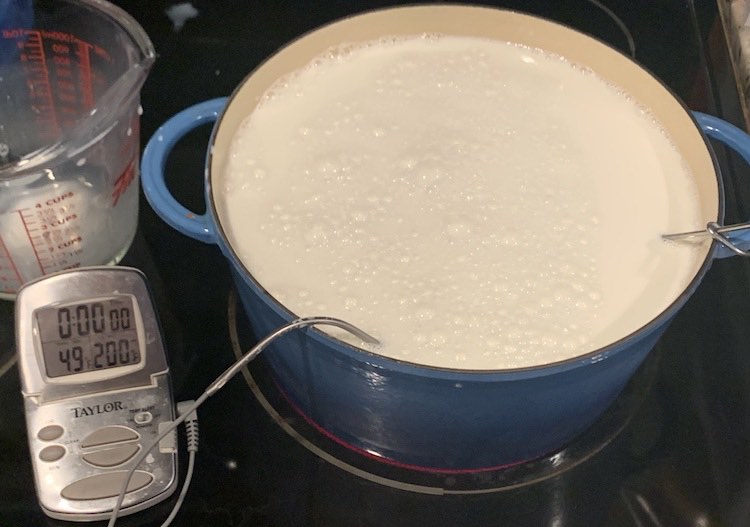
[220,34,705,370]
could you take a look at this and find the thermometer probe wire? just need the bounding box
[106,316,378,527]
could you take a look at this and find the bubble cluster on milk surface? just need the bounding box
[221,35,704,369]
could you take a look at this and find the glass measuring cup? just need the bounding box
[0,0,155,299]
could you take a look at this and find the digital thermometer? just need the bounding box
[15,267,177,521]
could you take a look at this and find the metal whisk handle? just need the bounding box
[663,221,750,256]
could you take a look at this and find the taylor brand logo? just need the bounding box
[72,401,125,418]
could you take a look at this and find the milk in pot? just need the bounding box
[219,35,706,369]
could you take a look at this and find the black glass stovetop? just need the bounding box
[3,1,750,526]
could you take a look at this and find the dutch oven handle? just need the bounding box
[693,111,750,258]
[141,97,228,244]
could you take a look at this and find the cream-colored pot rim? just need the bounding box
[206,4,721,373]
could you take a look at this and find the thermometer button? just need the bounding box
[37,425,64,441]
[61,471,154,501]
[82,444,140,468]
[80,426,139,448]
[39,445,66,462]
[134,411,153,425]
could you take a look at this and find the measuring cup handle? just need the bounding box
[141,97,228,244]
[693,111,750,258]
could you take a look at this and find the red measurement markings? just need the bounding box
[2,28,99,134]
[0,235,23,292]
[75,40,95,110]
[113,112,141,206]
[15,30,61,141]
[112,157,136,207]
[23,191,85,273]
[50,40,79,129]
[16,209,46,275]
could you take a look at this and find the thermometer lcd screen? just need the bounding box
[35,296,142,378]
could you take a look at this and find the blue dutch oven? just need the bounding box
[141,5,750,470]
